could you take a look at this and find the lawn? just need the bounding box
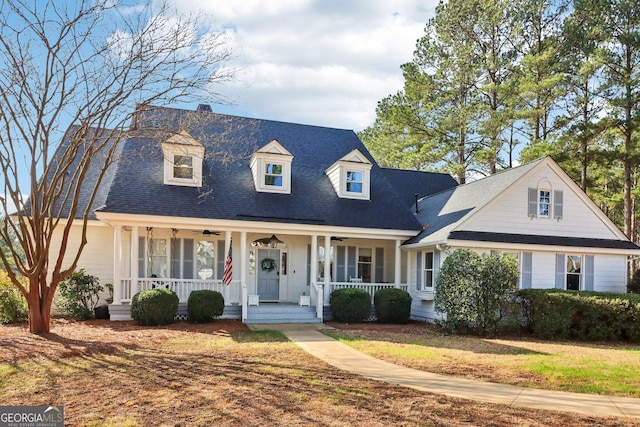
[0,319,637,426]
[325,322,640,398]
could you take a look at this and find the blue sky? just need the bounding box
[169,0,439,131]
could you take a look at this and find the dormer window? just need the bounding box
[162,131,204,187]
[326,149,372,200]
[264,163,283,187]
[250,140,293,194]
[174,155,194,179]
[346,170,363,194]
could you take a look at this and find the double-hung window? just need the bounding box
[539,190,550,217]
[346,171,363,194]
[264,163,283,187]
[173,155,194,180]
[423,252,434,289]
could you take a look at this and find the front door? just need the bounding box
[258,249,280,300]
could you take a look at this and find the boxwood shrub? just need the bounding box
[330,288,371,323]
[518,289,640,342]
[187,290,224,323]
[131,288,179,326]
[374,288,412,324]
[0,272,27,324]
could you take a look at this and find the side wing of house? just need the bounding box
[405,158,640,322]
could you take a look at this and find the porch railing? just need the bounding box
[328,282,408,304]
[310,281,323,321]
[118,278,241,304]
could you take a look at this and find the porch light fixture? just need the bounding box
[252,234,284,248]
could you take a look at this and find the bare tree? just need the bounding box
[0,0,235,333]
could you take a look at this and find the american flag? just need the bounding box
[222,242,232,285]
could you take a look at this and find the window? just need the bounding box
[173,155,193,179]
[346,171,363,193]
[250,140,293,194]
[528,185,563,219]
[264,163,283,187]
[539,190,550,217]
[566,255,581,290]
[318,246,334,280]
[162,131,204,187]
[325,149,372,200]
[357,248,372,283]
[423,252,434,289]
[149,239,167,278]
[196,241,215,280]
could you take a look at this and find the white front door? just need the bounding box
[258,249,280,300]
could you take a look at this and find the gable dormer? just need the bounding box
[250,139,294,194]
[325,149,373,200]
[161,131,205,187]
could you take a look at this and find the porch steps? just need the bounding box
[245,303,321,324]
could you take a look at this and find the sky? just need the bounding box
[168,0,439,131]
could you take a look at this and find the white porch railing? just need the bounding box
[328,282,408,304]
[118,278,241,304]
[310,281,323,321]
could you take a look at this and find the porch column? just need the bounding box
[113,225,122,304]
[224,230,232,303]
[310,235,318,300]
[131,226,139,297]
[394,239,402,288]
[323,235,331,304]
[240,231,247,286]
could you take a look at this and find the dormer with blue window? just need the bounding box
[325,149,372,200]
[250,139,294,194]
[161,130,204,187]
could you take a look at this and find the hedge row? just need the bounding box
[330,287,412,324]
[518,289,640,342]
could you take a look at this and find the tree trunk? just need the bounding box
[27,293,51,334]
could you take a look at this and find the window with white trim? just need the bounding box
[423,252,434,289]
[250,140,293,194]
[264,163,284,187]
[346,170,363,194]
[173,155,194,180]
[566,255,581,290]
[357,248,372,282]
[539,190,550,217]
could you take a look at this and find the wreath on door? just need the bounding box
[261,258,277,272]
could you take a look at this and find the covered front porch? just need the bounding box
[105,218,412,323]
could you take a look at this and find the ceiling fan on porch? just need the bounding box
[200,230,220,235]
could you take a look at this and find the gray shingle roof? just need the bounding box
[405,159,545,244]
[448,231,640,249]
[97,107,452,231]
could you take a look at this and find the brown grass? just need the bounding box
[0,319,637,426]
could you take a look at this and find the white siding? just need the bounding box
[531,252,557,289]
[594,255,627,293]
[464,163,621,240]
[49,223,114,303]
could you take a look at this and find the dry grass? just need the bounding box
[0,319,638,426]
[326,321,640,397]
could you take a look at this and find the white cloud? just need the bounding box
[167,0,438,130]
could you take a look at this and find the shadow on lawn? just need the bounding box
[327,327,549,356]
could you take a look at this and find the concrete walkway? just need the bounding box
[249,323,640,420]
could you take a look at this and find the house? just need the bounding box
[47,105,640,323]
[403,157,640,321]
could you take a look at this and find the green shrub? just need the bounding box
[0,271,27,324]
[330,288,371,323]
[628,269,640,294]
[131,288,179,326]
[187,290,224,323]
[374,288,411,324]
[518,289,640,342]
[57,269,103,320]
[435,249,519,336]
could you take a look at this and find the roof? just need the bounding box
[405,159,544,244]
[97,106,449,231]
[448,231,640,250]
[380,168,458,209]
